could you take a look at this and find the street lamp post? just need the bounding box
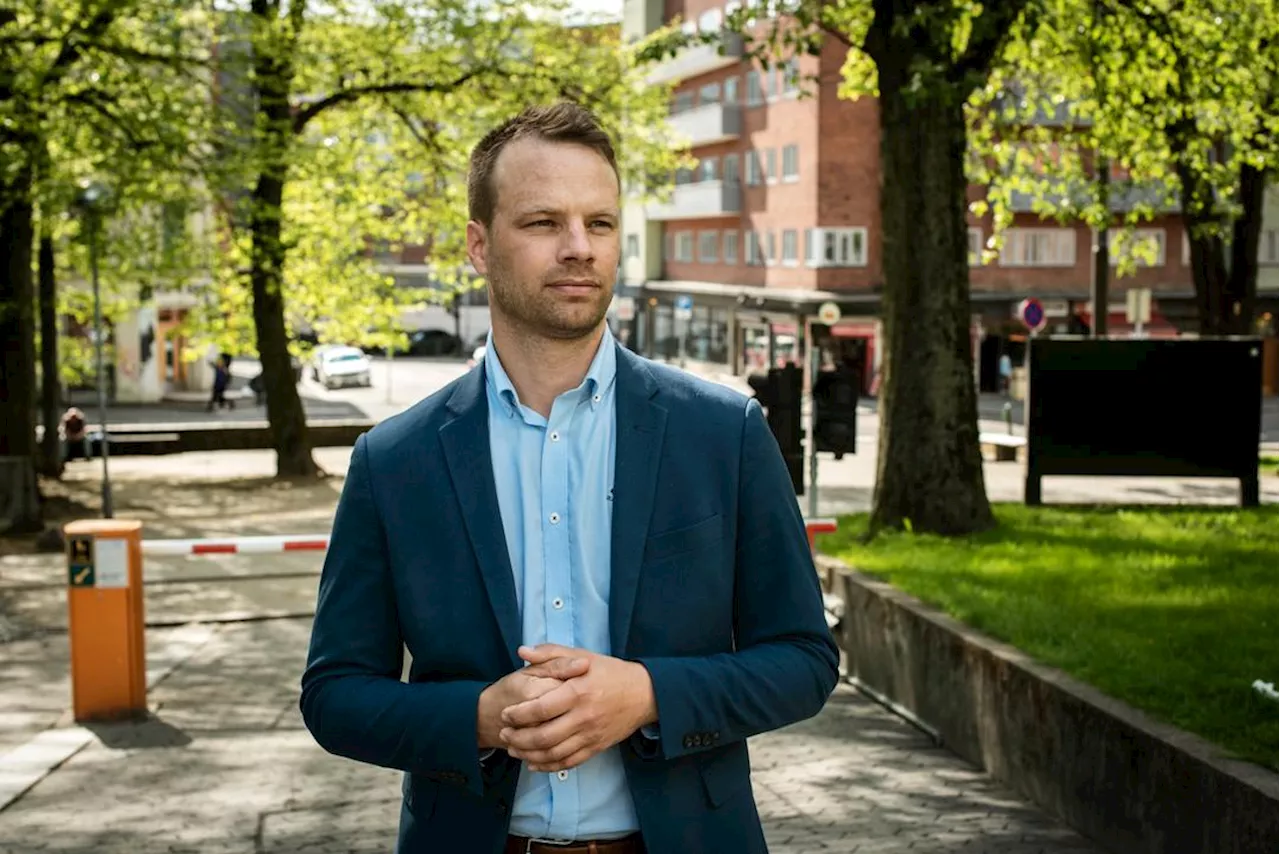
[77,181,113,519]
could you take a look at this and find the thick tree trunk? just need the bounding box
[1224,162,1265,336]
[38,234,62,478]
[250,2,319,479]
[0,170,43,533]
[870,76,994,535]
[250,175,318,478]
[1177,161,1232,336]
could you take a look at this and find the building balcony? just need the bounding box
[645,180,742,221]
[646,33,745,85]
[668,102,741,148]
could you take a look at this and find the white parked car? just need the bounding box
[314,345,372,389]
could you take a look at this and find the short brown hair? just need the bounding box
[467,102,619,226]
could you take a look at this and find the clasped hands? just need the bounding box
[477,644,657,773]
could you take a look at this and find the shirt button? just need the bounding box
[592,394,601,403]
[550,431,560,442]
[556,770,570,781]
[549,512,560,524]
[552,597,564,609]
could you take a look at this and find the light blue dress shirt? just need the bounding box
[484,330,641,841]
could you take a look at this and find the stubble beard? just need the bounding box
[486,252,612,342]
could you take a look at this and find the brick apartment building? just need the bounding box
[616,0,1280,393]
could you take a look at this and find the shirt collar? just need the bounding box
[484,326,617,417]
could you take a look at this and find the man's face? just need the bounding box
[466,137,620,341]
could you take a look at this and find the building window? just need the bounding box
[805,227,868,267]
[781,145,799,182]
[1260,227,1279,265]
[723,230,739,264]
[745,150,762,186]
[764,64,778,100]
[626,234,640,259]
[698,230,719,263]
[672,91,695,115]
[724,76,739,106]
[968,227,983,265]
[765,230,777,265]
[746,231,762,265]
[723,153,740,183]
[998,228,1076,267]
[782,229,798,266]
[699,82,721,105]
[699,157,718,182]
[765,148,777,184]
[675,166,695,185]
[1107,228,1165,267]
[664,231,674,261]
[746,71,763,106]
[783,58,801,96]
[675,231,694,262]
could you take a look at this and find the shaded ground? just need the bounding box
[0,618,1102,854]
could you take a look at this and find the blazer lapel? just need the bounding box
[439,367,523,670]
[610,347,667,657]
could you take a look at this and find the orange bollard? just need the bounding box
[64,519,147,722]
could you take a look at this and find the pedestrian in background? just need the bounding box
[207,352,235,412]
[300,102,838,854]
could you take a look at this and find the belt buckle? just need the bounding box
[526,837,575,853]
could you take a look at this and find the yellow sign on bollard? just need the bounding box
[64,519,147,722]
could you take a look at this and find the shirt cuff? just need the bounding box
[640,723,661,740]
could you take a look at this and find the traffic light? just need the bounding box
[811,365,859,459]
[746,364,804,494]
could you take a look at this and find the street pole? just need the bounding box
[807,321,819,519]
[87,203,113,519]
[386,341,394,405]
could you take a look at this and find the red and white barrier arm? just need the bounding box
[804,518,838,537]
[141,535,331,557]
[142,521,837,558]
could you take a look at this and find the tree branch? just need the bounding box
[63,90,153,151]
[385,101,442,156]
[41,0,124,89]
[84,39,209,72]
[291,70,484,135]
[949,0,1033,85]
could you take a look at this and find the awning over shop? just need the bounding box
[641,279,880,312]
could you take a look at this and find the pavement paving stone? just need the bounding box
[0,618,1105,854]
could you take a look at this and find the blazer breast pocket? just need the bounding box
[643,513,724,564]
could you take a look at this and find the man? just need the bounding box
[300,102,839,854]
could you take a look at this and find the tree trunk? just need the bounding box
[250,4,319,479]
[870,73,994,535]
[38,234,62,478]
[0,170,43,533]
[250,174,318,478]
[1224,161,1265,336]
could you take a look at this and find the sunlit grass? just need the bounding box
[816,505,1279,769]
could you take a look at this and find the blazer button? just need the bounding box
[683,735,694,749]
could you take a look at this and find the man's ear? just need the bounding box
[466,220,488,275]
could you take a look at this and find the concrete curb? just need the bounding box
[814,554,1278,854]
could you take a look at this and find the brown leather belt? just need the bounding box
[504,834,644,854]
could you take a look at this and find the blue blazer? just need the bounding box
[300,344,839,854]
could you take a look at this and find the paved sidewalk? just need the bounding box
[0,618,1101,854]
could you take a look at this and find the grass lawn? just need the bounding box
[1261,455,1278,475]
[815,505,1279,770]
